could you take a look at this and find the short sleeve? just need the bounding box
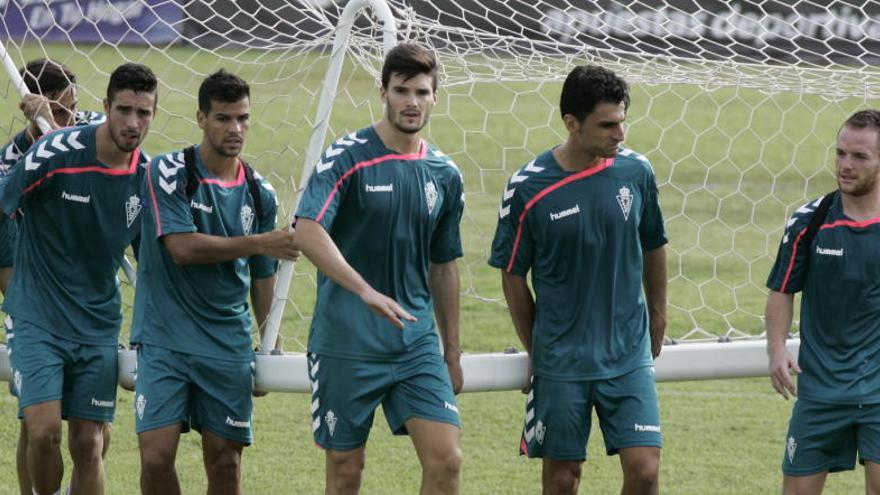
[638,165,668,251]
[295,143,353,230]
[766,200,818,294]
[488,175,534,276]
[429,170,464,263]
[249,172,280,279]
[0,132,61,214]
[144,154,197,239]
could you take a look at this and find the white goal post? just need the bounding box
[0,340,801,392]
[1,0,876,392]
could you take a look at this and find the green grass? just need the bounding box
[0,42,874,492]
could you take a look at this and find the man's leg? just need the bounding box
[23,400,64,495]
[326,447,366,495]
[139,424,183,495]
[542,459,582,495]
[16,419,31,495]
[69,423,112,494]
[67,418,105,495]
[782,472,827,495]
[407,418,462,495]
[618,446,660,495]
[865,462,880,495]
[202,430,244,495]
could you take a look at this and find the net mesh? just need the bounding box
[1,0,878,350]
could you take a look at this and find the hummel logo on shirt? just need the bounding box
[550,204,580,221]
[61,190,90,204]
[816,246,843,257]
[190,200,214,214]
[366,183,393,193]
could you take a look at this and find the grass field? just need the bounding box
[0,41,874,492]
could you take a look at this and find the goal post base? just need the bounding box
[0,339,800,393]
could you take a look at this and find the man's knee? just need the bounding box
[205,447,241,480]
[422,445,463,481]
[68,425,104,465]
[140,443,177,475]
[327,450,365,490]
[543,460,582,494]
[622,452,660,489]
[27,419,62,453]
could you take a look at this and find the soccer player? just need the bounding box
[766,109,880,494]
[295,43,465,494]
[0,58,108,495]
[0,62,156,495]
[489,65,668,495]
[131,69,298,494]
[0,58,106,292]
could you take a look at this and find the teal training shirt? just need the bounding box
[0,111,107,268]
[489,148,667,381]
[0,123,147,344]
[767,193,880,404]
[296,126,465,360]
[131,145,279,361]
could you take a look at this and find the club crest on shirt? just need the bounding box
[616,186,633,221]
[325,410,337,437]
[241,204,255,235]
[425,181,438,214]
[125,195,142,228]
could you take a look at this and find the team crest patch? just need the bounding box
[136,394,146,421]
[535,420,546,445]
[13,370,21,395]
[616,186,633,221]
[787,436,797,463]
[125,195,142,228]
[325,410,337,437]
[425,181,438,214]
[241,204,255,235]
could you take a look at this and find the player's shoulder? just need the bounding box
[149,148,187,180]
[74,110,106,126]
[0,130,31,170]
[613,147,654,174]
[248,166,279,208]
[424,144,461,179]
[18,124,96,171]
[314,128,374,174]
[785,196,828,232]
[505,150,561,198]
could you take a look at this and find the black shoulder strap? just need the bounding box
[183,146,263,228]
[801,190,837,250]
[183,145,198,199]
[242,162,264,223]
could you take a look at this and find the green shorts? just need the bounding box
[134,344,255,445]
[521,365,662,461]
[7,317,118,422]
[783,398,880,476]
[308,351,460,450]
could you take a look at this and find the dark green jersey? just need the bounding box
[296,126,464,360]
[0,111,107,268]
[0,124,147,344]
[131,146,278,361]
[489,148,667,381]
[767,194,880,404]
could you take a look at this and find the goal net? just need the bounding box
[1,0,876,387]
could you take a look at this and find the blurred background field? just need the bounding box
[0,39,870,493]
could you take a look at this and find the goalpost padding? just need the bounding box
[0,341,802,392]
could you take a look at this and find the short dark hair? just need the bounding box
[106,63,158,103]
[560,65,630,121]
[198,69,250,114]
[381,43,438,91]
[20,59,75,96]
